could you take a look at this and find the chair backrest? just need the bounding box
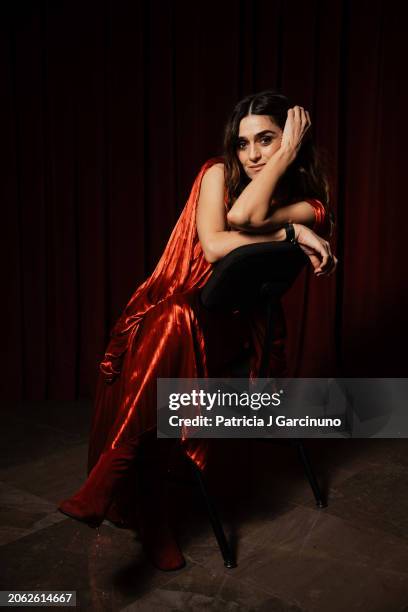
[201,242,308,311]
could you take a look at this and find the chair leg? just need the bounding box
[192,462,237,568]
[295,441,327,508]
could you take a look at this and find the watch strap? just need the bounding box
[284,222,297,244]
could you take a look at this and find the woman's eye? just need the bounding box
[237,141,247,150]
[261,136,272,145]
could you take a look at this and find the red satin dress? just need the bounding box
[58,156,328,530]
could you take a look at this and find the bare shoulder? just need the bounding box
[197,160,226,228]
[202,162,224,183]
[208,161,224,171]
[197,161,228,254]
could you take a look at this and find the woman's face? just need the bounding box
[236,114,283,180]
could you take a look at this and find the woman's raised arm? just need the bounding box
[196,163,287,264]
[196,163,336,276]
[226,106,311,229]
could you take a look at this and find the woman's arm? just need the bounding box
[226,106,311,228]
[196,163,337,275]
[227,200,316,234]
[226,149,295,228]
[196,163,286,264]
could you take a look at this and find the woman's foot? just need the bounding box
[58,498,102,529]
[57,444,140,531]
[137,511,186,571]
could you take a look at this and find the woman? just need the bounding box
[57,91,336,571]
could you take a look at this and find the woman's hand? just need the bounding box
[279,106,311,160]
[293,223,337,276]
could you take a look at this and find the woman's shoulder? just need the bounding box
[212,162,224,170]
[197,158,228,206]
[200,156,225,175]
[205,161,224,175]
[302,197,332,237]
[201,160,225,188]
[197,157,227,206]
[199,157,224,184]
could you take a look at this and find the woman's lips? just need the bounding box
[250,164,265,171]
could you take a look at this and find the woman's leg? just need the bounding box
[59,292,203,524]
[135,436,186,571]
[58,439,140,528]
[58,289,243,568]
[58,435,185,570]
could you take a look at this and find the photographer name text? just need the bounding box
[168,415,342,428]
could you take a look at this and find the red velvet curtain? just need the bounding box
[2,0,407,402]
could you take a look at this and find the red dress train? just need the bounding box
[58,156,328,535]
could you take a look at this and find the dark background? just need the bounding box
[2,0,407,402]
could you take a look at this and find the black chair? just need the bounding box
[189,241,326,568]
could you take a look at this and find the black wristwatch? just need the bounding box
[284,222,297,244]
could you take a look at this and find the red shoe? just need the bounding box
[136,505,186,571]
[57,443,139,529]
[58,498,101,529]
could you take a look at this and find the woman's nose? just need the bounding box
[248,143,261,161]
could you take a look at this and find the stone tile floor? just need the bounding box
[1,401,408,611]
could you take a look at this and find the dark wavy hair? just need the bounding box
[223,90,333,230]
